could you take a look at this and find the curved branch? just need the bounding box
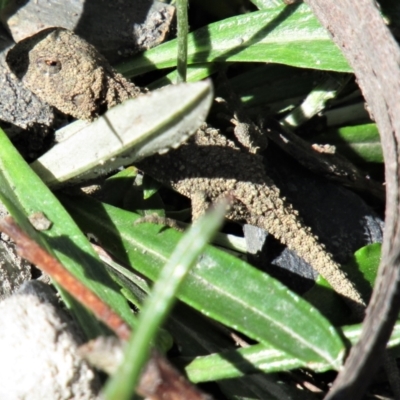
[303,1,400,399]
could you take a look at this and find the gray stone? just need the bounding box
[0,281,100,399]
[0,26,59,136]
[1,0,175,63]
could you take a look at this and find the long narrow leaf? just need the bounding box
[31,81,213,187]
[0,128,135,336]
[63,195,345,369]
[118,4,350,77]
[183,320,400,382]
[104,201,227,399]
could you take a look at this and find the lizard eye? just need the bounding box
[36,57,62,75]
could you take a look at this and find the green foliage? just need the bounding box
[118,4,350,78]
[104,201,227,399]
[0,1,387,398]
[63,195,345,370]
[0,0,10,11]
[0,128,136,338]
[315,124,383,164]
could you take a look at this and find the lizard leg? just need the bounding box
[191,191,212,220]
[134,215,186,232]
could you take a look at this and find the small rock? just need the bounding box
[1,0,175,64]
[0,281,100,400]
[0,26,61,136]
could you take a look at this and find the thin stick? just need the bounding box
[0,216,212,399]
[0,216,131,341]
[303,1,400,399]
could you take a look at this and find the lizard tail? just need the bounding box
[251,209,366,320]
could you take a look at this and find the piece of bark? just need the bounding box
[303,1,400,399]
[0,280,100,400]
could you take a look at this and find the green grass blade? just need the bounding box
[63,195,345,369]
[282,73,351,128]
[104,201,227,399]
[250,0,287,9]
[183,320,400,382]
[313,123,383,164]
[149,64,221,89]
[32,82,213,187]
[176,0,189,82]
[0,128,136,336]
[118,4,350,77]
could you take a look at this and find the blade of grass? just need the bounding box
[281,73,351,128]
[0,128,136,337]
[31,81,213,187]
[103,201,227,399]
[176,0,189,83]
[117,4,350,77]
[250,0,286,9]
[149,63,221,89]
[183,320,400,383]
[63,195,345,369]
[0,0,10,10]
[312,123,383,164]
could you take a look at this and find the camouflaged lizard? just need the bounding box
[137,124,366,318]
[7,28,366,318]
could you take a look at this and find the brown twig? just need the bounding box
[0,216,132,340]
[303,1,400,399]
[0,216,212,400]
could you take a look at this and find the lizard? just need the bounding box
[137,123,366,319]
[6,27,366,319]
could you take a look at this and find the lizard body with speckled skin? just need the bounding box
[138,124,366,317]
[7,28,366,318]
